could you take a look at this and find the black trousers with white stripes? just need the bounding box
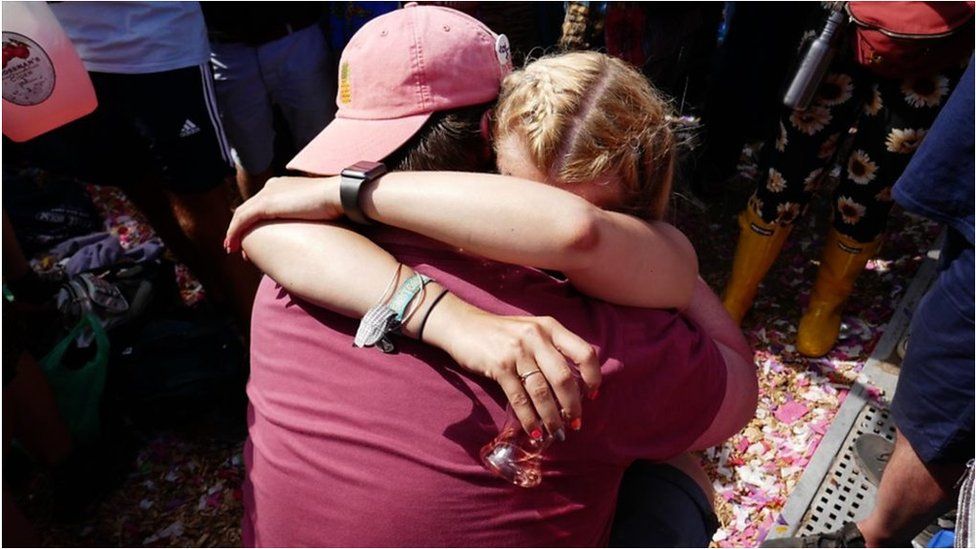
[9,63,233,194]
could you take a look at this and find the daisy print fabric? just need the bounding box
[901,75,950,109]
[789,105,832,136]
[846,150,879,185]
[750,50,964,243]
[863,84,883,116]
[816,73,854,107]
[884,128,927,154]
[837,196,867,225]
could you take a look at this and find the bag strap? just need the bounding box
[40,312,110,376]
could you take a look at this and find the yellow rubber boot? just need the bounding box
[722,208,792,325]
[797,229,882,357]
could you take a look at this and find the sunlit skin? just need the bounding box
[495,133,627,211]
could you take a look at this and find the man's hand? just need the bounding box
[225,175,343,253]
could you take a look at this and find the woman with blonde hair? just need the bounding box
[228,51,747,436]
[231,43,753,546]
[230,51,697,312]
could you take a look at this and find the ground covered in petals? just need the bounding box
[671,173,936,547]
[19,168,938,546]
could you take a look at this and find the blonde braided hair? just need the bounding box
[559,1,592,50]
[494,51,676,220]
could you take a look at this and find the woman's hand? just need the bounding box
[225,176,342,252]
[423,297,601,440]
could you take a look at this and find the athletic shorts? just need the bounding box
[14,64,232,194]
[610,461,720,547]
[891,229,975,465]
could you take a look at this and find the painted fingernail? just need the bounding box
[570,417,582,431]
[588,389,599,400]
[554,428,566,442]
[530,428,543,440]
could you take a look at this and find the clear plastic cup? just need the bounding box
[480,409,551,488]
[480,369,585,488]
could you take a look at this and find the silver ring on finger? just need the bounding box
[519,369,542,383]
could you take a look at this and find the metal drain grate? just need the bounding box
[766,231,944,542]
[797,405,896,535]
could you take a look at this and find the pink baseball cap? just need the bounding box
[287,3,512,175]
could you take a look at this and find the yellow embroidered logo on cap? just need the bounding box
[339,62,351,104]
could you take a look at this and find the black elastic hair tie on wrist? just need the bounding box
[417,288,451,343]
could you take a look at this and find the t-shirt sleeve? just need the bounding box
[595,312,728,463]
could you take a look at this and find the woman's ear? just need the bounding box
[480,109,494,144]
[479,108,496,169]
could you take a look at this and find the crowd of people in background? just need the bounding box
[2,2,973,548]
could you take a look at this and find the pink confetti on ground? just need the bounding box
[676,151,941,548]
[774,401,809,425]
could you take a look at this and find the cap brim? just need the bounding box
[286,113,433,175]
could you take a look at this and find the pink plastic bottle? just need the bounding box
[2,1,96,142]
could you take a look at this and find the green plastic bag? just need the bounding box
[39,312,109,443]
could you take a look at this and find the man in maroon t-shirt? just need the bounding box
[238,5,754,546]
[245,229,734,546]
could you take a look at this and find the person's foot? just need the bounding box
[760,522,866,548]
[853,434,893,487]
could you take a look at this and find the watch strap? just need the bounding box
[340,174,373,225]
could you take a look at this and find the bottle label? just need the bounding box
[2,32,56,106]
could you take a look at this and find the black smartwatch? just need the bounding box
[340,161,387,225]
[339,160,386,225]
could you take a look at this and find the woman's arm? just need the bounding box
[241,220,601,438]
[226,172,698,309]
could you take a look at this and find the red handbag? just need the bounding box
[847,1,975,78]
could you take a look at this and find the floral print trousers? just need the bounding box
[748,53,964,243]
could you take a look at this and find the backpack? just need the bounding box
[3,167,102,257]
[108,313,246,429]
[847,2,974,78]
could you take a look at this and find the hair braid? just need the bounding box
[495,51,677,220]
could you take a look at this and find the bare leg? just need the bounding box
[235,162,273,200]
[122,179,226,302]
[168,185,260,328]
[857,428,965,547]
[122,176,258,326]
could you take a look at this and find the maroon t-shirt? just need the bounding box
[243,229,727,547]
